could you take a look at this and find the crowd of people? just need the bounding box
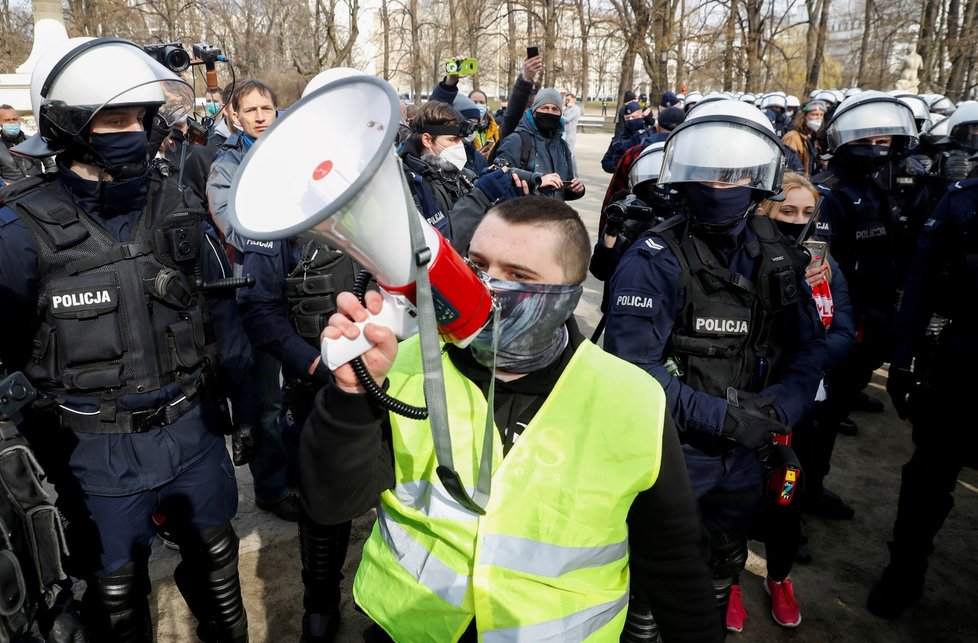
[0,34,975,643]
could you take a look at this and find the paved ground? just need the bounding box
[148,130,978,642]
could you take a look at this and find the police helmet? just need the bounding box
[921,114,950,142]
[894,94,930,131]
[786,95,801,109]
[923,94,956,116]
[683,91,703,112]
[945,103,978,152]
[740,93,757,104]
[844,87,862,98]
[628,141,667,193]
[19,37,193,157]
[760,92,788,110]
[302,67,364,98]
[659,99,784,196]
[813,89,837,105]
[823,90,918,153]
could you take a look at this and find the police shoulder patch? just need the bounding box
[609,289,661,318]
[637,235,668,257]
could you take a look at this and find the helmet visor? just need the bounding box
[951,123,978,151]
[659,121,783,192]
[826,100,918,151]
[629,147,666,190]
[43,65,193,139]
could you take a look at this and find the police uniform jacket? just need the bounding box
[892,178,978,369]
[0,163,260,496]
[604,217,826,439]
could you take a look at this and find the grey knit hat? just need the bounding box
[531,88,562,113]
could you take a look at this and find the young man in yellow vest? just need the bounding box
[299,195,722,642]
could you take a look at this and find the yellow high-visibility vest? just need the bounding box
[354,336,666,642]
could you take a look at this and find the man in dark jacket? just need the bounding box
[493,88,585,201]
[0,105,53,182]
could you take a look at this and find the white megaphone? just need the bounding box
[227,75,493,369]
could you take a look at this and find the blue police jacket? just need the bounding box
[237,238,320,378]
[0,167,260,496]
[604,219,826,438]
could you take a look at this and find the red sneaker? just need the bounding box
[765,577,802,627]
[726,584,748,633]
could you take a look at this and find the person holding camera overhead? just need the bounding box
[0,37,258,641]
[604,99,826,636]
[493,88,585,201]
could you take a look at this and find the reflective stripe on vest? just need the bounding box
[482,592,629,643]
[355,338,665,641]
[480,534,628,578]
[377,507,470,607]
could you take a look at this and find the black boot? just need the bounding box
[620,591,662,642]
[83,562,153,643]
[867,543,928,620]
[299,515,352,643]
[177,523,249,643]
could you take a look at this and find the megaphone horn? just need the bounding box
[227,75,492,369]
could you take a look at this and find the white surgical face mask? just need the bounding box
[806,119,823,132]
[438,142,468,171]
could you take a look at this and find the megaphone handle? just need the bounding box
[321,290,418,370]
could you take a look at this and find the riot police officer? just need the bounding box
[604,100,826,634]
[812,91,919,437]
[236,235,358,642]
[868,170,978,620]
[0,38,258,642]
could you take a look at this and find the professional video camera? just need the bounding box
[193,43,226,66]
[143,42,191,73]
[603,193,664,242]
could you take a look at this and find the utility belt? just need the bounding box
[39,370,208,434]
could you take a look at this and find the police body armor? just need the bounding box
[656,215,808,449]
[4,172,220,434]
[285,240,359,350]
[814,170,900,313]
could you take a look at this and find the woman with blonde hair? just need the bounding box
[742,172,856,631]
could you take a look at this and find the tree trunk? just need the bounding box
[805,0,831,94]
[918,0,940,89]
[723,0,738,92]
[856,0,873,86]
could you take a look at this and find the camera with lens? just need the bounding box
[193,43,225,66]
[767,267,799,308]
[143,42,191,73]
[509,168,544,187]
[603,194,663,241]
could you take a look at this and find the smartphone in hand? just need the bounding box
[526,46,539,59]
[802,240,828,267]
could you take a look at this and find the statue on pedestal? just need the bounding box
[895,46,923,93]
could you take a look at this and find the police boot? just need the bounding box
[177,523,249,643]
[83,562,152,643]
[866,542,928,620]
[619,591,662,642]
[299,515,352,643]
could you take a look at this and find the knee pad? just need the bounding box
[300,516,352,612]
[710,533,748,581]
[84,562,152,643]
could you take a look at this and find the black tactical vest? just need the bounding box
[658,215,809,397]
[5,173,220,433]
[285,239,359,349]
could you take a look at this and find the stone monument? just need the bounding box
[895,46,923,93]
[0,0,69,116]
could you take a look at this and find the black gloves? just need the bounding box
[722,387,789,451]
[886,366,915,420]
[231,423,261,466]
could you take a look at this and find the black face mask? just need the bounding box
[534,112,561,133]
[88,131,150,179]
[684,183,754,231]
[774,219,808,242]
[835,143,891,172]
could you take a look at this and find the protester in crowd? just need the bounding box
[0,104,53,182]
[493,88,585,201]
[782,100,827,176]
[301,195,723,643]
[562,92,582,151]
[468,89,501,159]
